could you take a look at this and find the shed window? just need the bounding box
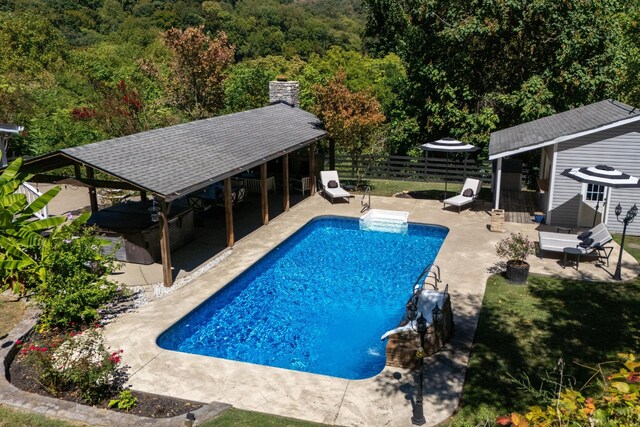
[585,184,605,202]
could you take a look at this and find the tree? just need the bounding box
[0,11,67,77]
[163,25,235,119]
[0,158,65,295]
[363,0,629,152]
[313,72,386,187]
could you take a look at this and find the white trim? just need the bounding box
[546,144,558,224]
[494,158,502,209]
[488,115,640,160]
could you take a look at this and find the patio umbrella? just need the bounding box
[421,137,479,199]
[561,164,640,227]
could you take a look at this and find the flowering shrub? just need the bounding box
[497,353,640,426]
[17,327,128,404]
[35,218,121,331]
[496,233,535,263]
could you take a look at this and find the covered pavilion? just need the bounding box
[17,102,326,286]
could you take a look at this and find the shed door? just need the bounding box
[578,183,606,227]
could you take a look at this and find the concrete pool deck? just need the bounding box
[98,193,639,427]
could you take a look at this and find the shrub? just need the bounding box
[497,353,640,426]
[18,327,127,404]
[496,233,535,263]
[35,217,121,331]
[108,389,138,411]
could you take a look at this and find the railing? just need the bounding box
[361,186,371,213]
[17,183,49,219]
[413,263,441,291]
[327,154,494,184]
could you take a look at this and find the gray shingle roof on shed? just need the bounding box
[489,99,640,159]
[29,103,326,201]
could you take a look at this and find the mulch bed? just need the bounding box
[8,345,203,419]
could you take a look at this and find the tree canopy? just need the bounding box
[363,0,638,152]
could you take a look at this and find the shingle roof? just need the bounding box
[489,99,640,159]
[23,103,326,201]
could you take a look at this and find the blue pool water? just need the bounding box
[157,216,448,380]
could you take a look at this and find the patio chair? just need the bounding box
[538,222,614,266]
[442,178,482,213]
[320,170,351,204]
[291,176,311,196]
[215,187,246,208]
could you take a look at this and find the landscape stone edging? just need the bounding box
[1,304,231,426]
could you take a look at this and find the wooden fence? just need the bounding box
[326,154,494,184]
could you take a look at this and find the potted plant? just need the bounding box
[496,232,535,284]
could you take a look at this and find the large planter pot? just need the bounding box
[505,260,530,284]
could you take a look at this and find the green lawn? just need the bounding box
[341,177,492,200]
[200,408,325,427]
[0,406,87,427]
[613,233,640,261]
[447,274,640,426]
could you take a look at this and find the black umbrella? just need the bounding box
[421,137,479,199]
[561,165,640,227]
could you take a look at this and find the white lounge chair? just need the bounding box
[443,178,482,213]
[320,170,351,204]
[538,222,614,266]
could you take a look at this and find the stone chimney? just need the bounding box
[269,78,300,108]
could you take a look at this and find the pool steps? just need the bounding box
[359,209,409,233]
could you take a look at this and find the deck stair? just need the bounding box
[359,209,409,233]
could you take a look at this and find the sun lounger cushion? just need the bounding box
[578,230,591,240]
[579,237,594,247]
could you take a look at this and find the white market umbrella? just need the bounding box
[421,137,479,199]
[561,165,640,226]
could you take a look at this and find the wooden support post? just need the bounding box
[283,153,290,212]
[74,164,82,179]
[224,177,234,247]
[309,142,316,195]
[85,167,99,212]
[158,203,173,287]
[329,139,335,170]
[260,163,269,225]
[140,190,148,202]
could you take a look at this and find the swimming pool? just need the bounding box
[157,216,448,380]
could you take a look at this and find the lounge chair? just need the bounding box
[443,178,482,213]
[320,170,351,204]
[538,222,614,266]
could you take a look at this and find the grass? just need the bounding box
[0,406,87,427]
[447,274,640,426]
[0,296,25,338]
[340,177,493,201]
[613,233,640,261]
[200,408,326,426]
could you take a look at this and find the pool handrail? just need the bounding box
[413,263,441,292]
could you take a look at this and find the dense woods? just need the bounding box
[1,0,639,162]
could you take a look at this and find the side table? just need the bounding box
[563,247,583,270]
